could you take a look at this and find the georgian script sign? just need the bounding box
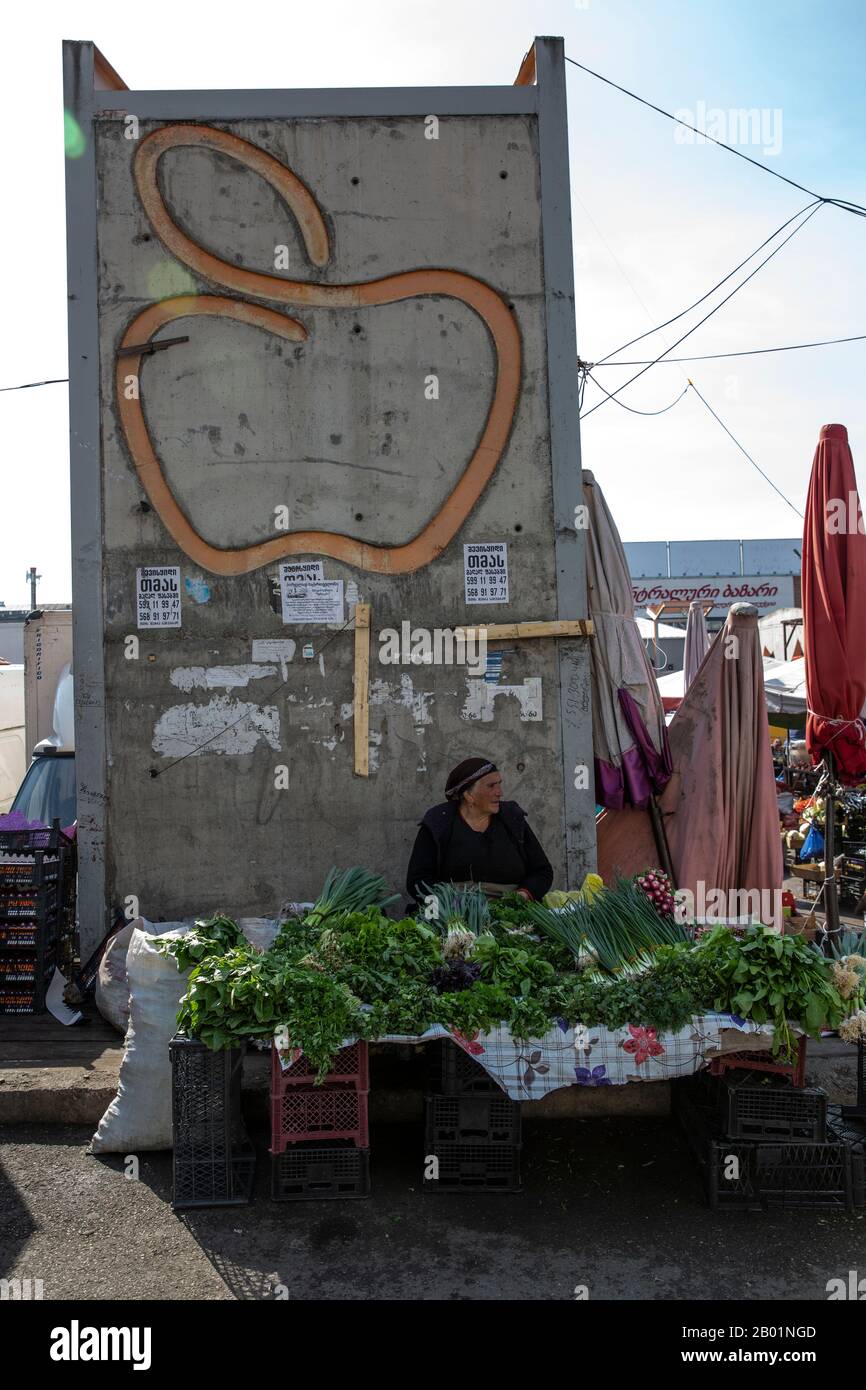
[632,575,796,613]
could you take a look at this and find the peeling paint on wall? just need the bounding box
[369,674,434,725]
[153,695,281,756]
[170,664,278,691]
[368,729,383,773]
[461,676,542,723]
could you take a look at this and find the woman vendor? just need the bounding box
[406,757,553,904]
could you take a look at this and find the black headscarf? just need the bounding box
[444,757,498,801]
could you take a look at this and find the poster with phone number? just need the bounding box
[136,566,181,628]
[464,542,509,604]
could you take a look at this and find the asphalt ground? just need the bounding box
[2,1112,865,1302]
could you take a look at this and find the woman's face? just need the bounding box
[465,771,503,816]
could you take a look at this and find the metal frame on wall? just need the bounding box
[63,35,593,942]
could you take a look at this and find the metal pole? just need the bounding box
[648,796,676,887]
[823,752,841,940]
[27,567,39,610]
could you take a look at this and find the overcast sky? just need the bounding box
[2,0,863,605]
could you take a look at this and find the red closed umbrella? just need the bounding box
[803,423,866,783]
[802,422,866,939]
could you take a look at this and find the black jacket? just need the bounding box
[405,800,553,904]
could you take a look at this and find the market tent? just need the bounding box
[634,616,688,641]
[658,654,815,723]
[683,600,709,691]
[583,470,672,811]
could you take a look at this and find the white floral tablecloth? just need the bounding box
[277,1013,778,1101]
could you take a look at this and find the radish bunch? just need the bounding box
[635,868,676,920]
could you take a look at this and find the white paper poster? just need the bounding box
[464,542,509,605]
[279,569,344,624]
[280,561,325,582]
[136,566,181,628]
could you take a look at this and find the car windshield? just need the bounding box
[11,756,77,829]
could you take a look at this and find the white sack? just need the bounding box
[91,916,279,1153]
[94,923,136,1033]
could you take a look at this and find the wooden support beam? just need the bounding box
[454,618,594,641]
[353,602,371,776]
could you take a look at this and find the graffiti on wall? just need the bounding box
[115,124,522,577]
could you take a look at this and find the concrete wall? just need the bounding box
[66,42,594,949]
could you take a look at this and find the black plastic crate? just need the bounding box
[675,1082,854,1211]
[173,1145,256,1210]
[719,1068,827,1142]
[0,959,54,1014]
[423,1142,521,1192]
[0,919,57,950]
[271,1142,371,1200]
[170,1035,254,1209]
[430,1040,502,1095]
[425,1092,521,1147]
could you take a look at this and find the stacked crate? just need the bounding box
[675,1067,863,1211]
[0,826,74,1015]
[269,1041,370,1199]
[423,1041,521,1192]
[170,1035,255,1209]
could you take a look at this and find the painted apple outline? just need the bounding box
[115,124,522,576]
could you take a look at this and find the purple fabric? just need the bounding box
[595,746,658,811]
[0,810,46,832]
[595,691,673,810]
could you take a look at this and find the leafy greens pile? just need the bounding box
[154,873,845,1073]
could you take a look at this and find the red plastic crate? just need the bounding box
[709,1036,807,1088]
[270,1084,369,1152]
[271,1039,369,1089]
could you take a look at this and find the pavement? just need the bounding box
[2,1111,866,1301]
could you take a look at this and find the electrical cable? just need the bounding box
[564,55,866,219]
[149,614,357,778]
[580,201,822,419]
[589,332,866,366]
[0,377,69,394]
[594,199,821,366]
[687,378,804,519]
[585,371,690,415]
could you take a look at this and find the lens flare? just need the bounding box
[64,111,86,159]
[146,262,197,301]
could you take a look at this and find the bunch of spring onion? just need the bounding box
[303,866,399,928]
[420,882,491,940]
[523,877,689,974]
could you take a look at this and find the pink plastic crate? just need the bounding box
[271,1040,369,1089]
[270,1085,369,1153]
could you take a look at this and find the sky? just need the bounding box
[1,0,864,605]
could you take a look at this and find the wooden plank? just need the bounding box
[353,602,371,777]
[454,618,594,641]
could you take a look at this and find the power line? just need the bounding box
[564,55,866,219]
[589,332,866,367]
[0,377,69,394]
[580,201,822,419]
[584,371,690,415]
[688,379,804,519]
[594,199,821,367]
